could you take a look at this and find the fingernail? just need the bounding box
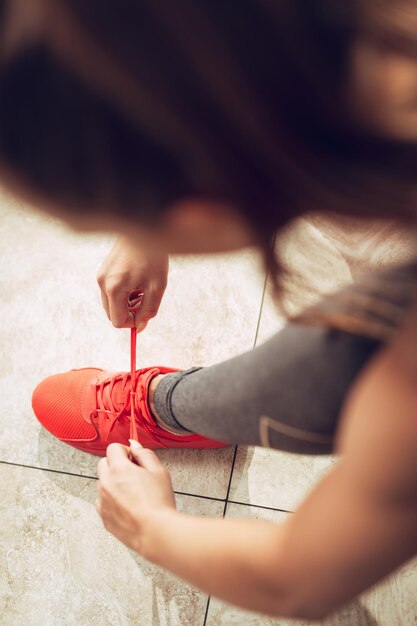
[129,439,142,450]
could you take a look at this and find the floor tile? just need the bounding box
[0,462,223,626]
[206,503,417,626]
[0,193,265,498]
[228,446,335,511]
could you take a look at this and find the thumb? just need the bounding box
[133,287,163,328]
[129,439,143,451]
[108,289,133,329]
[135,320,148,333]
[128,439,164,472]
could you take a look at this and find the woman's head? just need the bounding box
[0,0,416,258]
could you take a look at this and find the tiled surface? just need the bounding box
[1,193,416,625]
[206,503,417,626]
[229,446,335,512]
[0,462,224,626]
[0,192,265,497]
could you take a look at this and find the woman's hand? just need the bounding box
[96,442,176,555]
[97,237,169,331]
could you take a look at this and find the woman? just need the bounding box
[1,0,416,619]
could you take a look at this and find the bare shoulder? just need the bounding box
[336,322,417,504]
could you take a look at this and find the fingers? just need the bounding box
[97,456,109,480]
[103,442,164,474]
[98,270,133,328]
[136,320,148,333]
[128,439,164,472]
[128,289,144,304]
[100,290,110,321]
[97,240,168,330]
[133,286,164,331]
[108,285,135,329]
[129,293,147,332]
[106,442,130,467]
[98,277,160,331]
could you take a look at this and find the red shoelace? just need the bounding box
[129,327,138,441]
[90,371,133,428]
[89,327,140,442]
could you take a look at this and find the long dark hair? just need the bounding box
[0,1,416,299]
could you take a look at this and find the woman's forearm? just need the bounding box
[141,510,296,618]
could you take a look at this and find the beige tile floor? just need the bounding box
[1,192,416,625]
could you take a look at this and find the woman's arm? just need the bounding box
[97,336,417,620]
[144,455,417,620]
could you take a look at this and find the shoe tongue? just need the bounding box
[133,367,161,426]
[101,374,132,414]
[102,367,160,418]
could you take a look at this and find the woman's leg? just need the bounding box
[153,324,381,454]
[154,262,417,453]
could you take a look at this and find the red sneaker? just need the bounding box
[32,366,229,456]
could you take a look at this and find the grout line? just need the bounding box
[253,267,269,349]
[172,490,225,503]
[0,459,98,480]
[203,444,238,626]
[226,499,292,514]
[0,460,228,504]
[253,231,276,349]
[223,445,238,509]
[203,593,211,626]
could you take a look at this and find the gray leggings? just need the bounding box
[154,262,417,453]
[154,325,381,454]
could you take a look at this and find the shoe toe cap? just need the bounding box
[32,369,98,441]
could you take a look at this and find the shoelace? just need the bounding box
[91,326,140,441]
[129,327,138,441]
[92,371,132,424]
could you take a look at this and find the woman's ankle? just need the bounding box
[148,374,190,436]
[148,374,165,420]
